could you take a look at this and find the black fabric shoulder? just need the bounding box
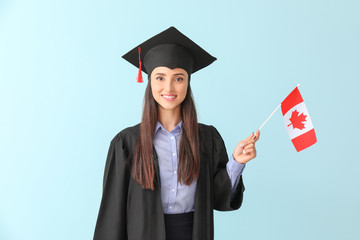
[109,123,141,159]
[119,123,141,137]
[112,123,141,143]
[198,123,221,138]
[198,122,212,132]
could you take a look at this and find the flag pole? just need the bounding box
[253,84,300,139]
[258,104,281,131]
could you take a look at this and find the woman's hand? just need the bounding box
[232,129,260,164]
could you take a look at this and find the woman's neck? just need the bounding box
[158,106,182,133]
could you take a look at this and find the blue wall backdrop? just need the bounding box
[1,0,359,239]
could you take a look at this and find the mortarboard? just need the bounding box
[122,26,217,83]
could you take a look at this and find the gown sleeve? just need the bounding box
[211,126,245,211]
[93,133,131,240]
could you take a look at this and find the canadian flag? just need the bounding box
[281,87,317,152]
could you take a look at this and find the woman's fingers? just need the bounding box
[253,129,260,142]
[240,134,255,146]
[244,130,260,143]
[243,148,256,155]
[246,132,255,140]
[244,143,254,150]
[233,131,259,164]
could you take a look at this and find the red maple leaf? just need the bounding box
[288,110,307,130]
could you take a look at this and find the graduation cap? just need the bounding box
[122,26,217,83]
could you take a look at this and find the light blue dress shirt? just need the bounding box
[153,121,245,214]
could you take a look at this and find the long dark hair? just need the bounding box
[132,78,200,190]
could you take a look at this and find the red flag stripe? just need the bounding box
[281,87,304,116]
[291,128,317,152]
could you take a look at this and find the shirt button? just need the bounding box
[172,153,176,156]
[172,189,175,192]
[171,136,174,140]
[174,170,177,174]
[169,206,172,209]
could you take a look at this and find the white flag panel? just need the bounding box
[283,102,314,140]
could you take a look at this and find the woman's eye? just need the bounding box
[175,77,183,82]
[156,76,163,81]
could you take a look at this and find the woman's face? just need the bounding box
[150,66,189,113]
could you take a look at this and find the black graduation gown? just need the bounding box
[93,123,245,240]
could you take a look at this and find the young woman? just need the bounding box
[93,27,260,240]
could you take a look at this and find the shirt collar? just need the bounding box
[155,121,183,135]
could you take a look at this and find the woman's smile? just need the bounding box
[161,94,177,101]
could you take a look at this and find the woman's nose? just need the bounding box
[164,79,174,92]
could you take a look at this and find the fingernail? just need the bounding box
[240,143,244,147]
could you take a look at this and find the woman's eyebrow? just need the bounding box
[155,73,186,76]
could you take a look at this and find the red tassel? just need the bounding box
[137,47,143,83]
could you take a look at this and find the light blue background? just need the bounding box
[1,0,359,239]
